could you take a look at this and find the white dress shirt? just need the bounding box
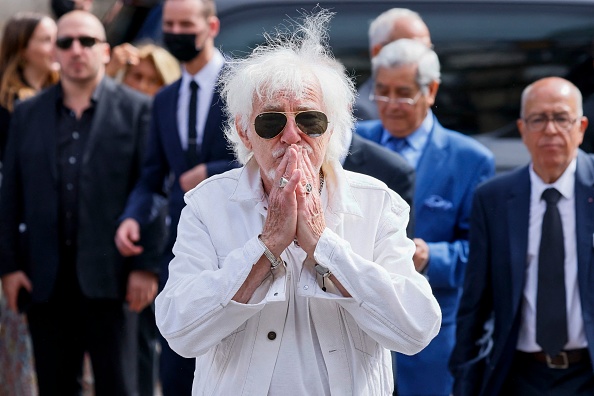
[517,158,588,352]
[176,49,225,151]
[155,159,441,395]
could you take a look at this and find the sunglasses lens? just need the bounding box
[254,113,287,139]
[295,111,328,137]
[79,36,97,47]
[56,37,74,49]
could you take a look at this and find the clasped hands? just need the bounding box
[259,145,325,260]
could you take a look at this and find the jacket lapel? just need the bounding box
[506,167,531,314]
[575,151,594,299]
[41,86,59,182]
[83,78,113,166]
[415,117,447,200]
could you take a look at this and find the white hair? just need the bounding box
[368,8,425,48]
[372,38,440,94]
[218,10,356,165]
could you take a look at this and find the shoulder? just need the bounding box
[435,123,494,161]
[355,135,412,170]
[476,166,528,197]
[154,79,181,102]
[14,84,57,113]
[355,119,384,139]
[343,169,409,211]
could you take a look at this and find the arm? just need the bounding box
[424,154,495,288]
[449,189,494,396]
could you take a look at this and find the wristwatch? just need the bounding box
[314,263,331,278]
[257,235,284,270]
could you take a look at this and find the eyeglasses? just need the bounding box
[253,110,329,139]
[56,36,103,50]
[523,113,578,133]
[369,90,423,107]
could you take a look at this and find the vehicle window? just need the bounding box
[216,1,594,140]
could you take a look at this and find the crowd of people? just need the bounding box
[0,1,593,395]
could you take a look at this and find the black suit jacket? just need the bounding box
[344,134,416,236]
[0,77,152,302]
[450,150,594,396]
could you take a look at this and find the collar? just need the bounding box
[55,76,105,108]
[181,49,224,90]
[379,110,434,151]
[529,156,577,201]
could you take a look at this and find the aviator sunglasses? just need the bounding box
[56,36,103,50]
[253,110,329,139]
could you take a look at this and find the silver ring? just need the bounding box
[279,177,289,188]
[305,183,313,193]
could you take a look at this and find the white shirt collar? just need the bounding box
[529,157,577,202]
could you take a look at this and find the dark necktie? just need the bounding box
[536,187,567,357]
[187,80,199,167]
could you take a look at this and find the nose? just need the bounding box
[543,118,561,134]
[280,116,302,145]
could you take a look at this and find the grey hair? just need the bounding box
[218,10,356,165]
[520,77,583,118]
[368,8,424,48]
[372,38,440,94]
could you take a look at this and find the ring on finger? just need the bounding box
[279,177,289,188]
[305,183,313,193]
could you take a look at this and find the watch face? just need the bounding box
[315,264,329,276]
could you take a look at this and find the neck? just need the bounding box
[22,66,48,91]
[61,71,103,118]
[184,45,213,75]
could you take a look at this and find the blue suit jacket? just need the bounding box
[121,78,237,284]
[357,116,495,395]
[450,151,594,396]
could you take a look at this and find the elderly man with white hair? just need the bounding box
[155,10,441,395]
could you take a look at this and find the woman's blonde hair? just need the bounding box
[0,12,59,111]
[128,43,181,86]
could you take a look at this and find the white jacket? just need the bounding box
[155,159,441,395]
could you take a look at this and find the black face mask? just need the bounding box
[163,32,202,62]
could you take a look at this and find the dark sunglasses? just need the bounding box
[253,110,329,139]
[56,36,102,50]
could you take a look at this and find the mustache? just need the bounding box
[272,144,313,159]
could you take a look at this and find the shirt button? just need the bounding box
[303,285,309,290]
[66,183,74,191]
[267,331,276,340]
[72,131,80,140]
[69,156,77,164]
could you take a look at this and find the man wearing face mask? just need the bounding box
[115,0,237,394]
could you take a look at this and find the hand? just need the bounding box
[413,238,430,272]
[260,145,302,256]
[115,218,144,256]
[294,148,325,257]
[179,164,207,192]
[105,43,139,77]
[1,271,32,313]
[126,270,158,312]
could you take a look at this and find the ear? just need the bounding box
[424,80,440,107]
[370,43,383,58]
[236,116,252,150]
[208,16,220,38]
[577,115,588,145]
[101,42,111,66]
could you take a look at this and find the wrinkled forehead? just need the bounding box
[524,83,579,115]
[252,80,324,113]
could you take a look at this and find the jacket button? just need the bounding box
[267,331,276,340]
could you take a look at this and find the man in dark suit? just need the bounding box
[344,133,415,236]
[0,10,153,395]
[450,77,594,395]
[114,0,236,394]
[357,38,495,396]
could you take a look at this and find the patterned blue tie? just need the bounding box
[385,136,408,154]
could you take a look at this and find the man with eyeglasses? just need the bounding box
[0,10,154,395]
[356,38,495,396]
[154,10,441,395]
[114,0,237,394]
[450,77,594,396]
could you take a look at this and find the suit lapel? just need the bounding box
[575,152,594,296]
[83,78,113,166]
[506,167,531,313]
[200,87,223,158]
[163,80,187,174]
[42,86,59,182]
[415,119,447,200]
